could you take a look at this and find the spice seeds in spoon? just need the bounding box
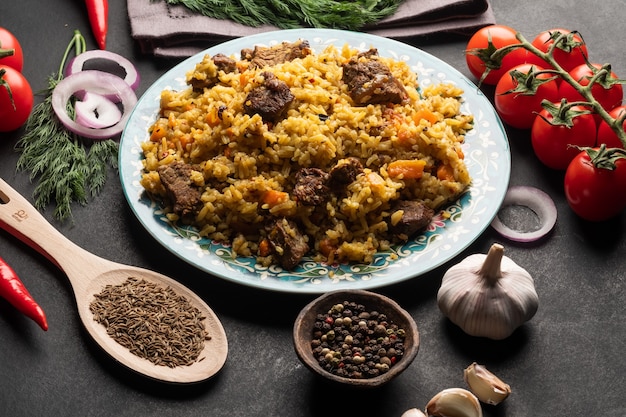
[0,178,228,383]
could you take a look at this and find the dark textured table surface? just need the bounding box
[1,1,625,416]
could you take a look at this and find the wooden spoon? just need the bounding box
[0,178,227,384]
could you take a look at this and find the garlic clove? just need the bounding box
[426,388,483,417]
[401,408,428,417]
[463,362,511,405]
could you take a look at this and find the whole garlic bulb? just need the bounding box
[437,243,539,340]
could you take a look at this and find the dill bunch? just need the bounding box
[14,31,119,222]
[164,0,404,30]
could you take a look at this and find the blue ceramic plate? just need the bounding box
[119,29,510,294]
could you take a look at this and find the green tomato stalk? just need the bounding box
[0,46,15,60]
[486,30,626,168]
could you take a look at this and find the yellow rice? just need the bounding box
[139,43,473,266]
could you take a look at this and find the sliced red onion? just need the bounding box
[491,186,557,242]
[65,50,140,92]
[74,91,122,129]
[51,70,137,140]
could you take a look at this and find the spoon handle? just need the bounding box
[0,178,99,287]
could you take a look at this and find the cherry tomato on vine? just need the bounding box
[465,25,529,85]
[525,28,588,72]
[559,63,623,116]
[531,103,597,170]
[596,105,626,149]
[564,147,626,221]
[0,65,33,132]
[494,63,560,129]
[0,27,23,72]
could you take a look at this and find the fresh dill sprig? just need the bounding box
[163,0,404,30]
[14,30,119,222]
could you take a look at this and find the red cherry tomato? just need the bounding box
[564,147,626,221]
[596,105,626,149]
[525,28,588,72]
[559,63,623,116]
[494,63,560,129]
[465,25,529,85]
[0,65,33,132]
[531,103,597,170]
[0,27,24,72]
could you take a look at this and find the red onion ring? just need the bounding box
[51,70,137,140]
[491,186,557,242]
[65,50,140,92]
[74,91,122,129]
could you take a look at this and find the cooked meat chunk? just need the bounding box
[188,53,238,91]
[328,157,363,187]
[266,218,310,270]
[157,162,202,222]
[342,49,408,105]
[241,40,312,69]
[388,200,434,239]
[212,53,237,73]
[293,168,330,206]
[293,158,363,205]
[244,72,294,123]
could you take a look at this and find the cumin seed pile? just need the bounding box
[89,277,210,367]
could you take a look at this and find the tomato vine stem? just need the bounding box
[511,31,626,151]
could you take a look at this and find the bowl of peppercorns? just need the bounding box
[293,289,419,388]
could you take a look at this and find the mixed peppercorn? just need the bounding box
[311,301,406,379]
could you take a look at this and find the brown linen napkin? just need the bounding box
[127,0,496,58]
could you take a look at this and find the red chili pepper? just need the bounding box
[85,0,108,50]
[0,256,48,331]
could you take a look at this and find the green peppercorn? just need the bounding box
[330,303,344,314]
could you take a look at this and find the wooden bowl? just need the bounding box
[293,289,419,388]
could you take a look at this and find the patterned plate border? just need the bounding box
[119,29,510,293]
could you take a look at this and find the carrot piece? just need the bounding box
[387,159,426,179]
[205,108,221,127]
[318,239,337,257]
[396,126,413,146]
[436,164,456,181]
[258,238,272,257]
[179,134,193,149]
[149,126,167,142]
[366,171,386,192]
[261,190,289,207]
[413,109,439,125]
[455,144,465,159]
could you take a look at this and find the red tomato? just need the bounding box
[465,25,529,85]
[596,105,626,149]
[525,28,588,72]
[559,63,623,115]
[0,27,24,72]
[494,63,560,129]
[531,104,597,170]
[0,65,33,132]
[564,147,626,221]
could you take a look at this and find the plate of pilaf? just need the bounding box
[119,28,510,294]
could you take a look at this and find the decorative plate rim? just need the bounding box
[119,28,510,294]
